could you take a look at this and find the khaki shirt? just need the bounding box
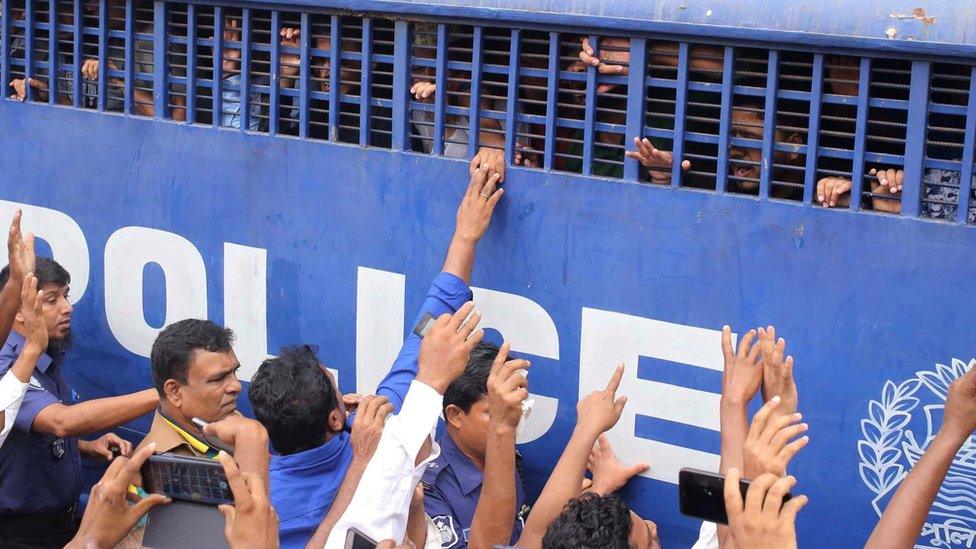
[135,410,213,458]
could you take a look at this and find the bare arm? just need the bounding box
[32,388,158,438]
[468,344,527,549]
[518,366,626,549]
[866,365,976,548]
[0,210,34,348]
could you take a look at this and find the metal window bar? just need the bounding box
[211,6,223,128]
[431,22,447,155]
[466,26,483,159]
[899,61,930,217]
[846,57,871,211]
[959,66,976,224]
[358,16,372,145]
[542,32,558,170]
[23,0,33,102]
[670,42,690,188]
[123,0,133,113]
[623,37,647,182]
[185,2,196,124]
[581,35,598,176]
[715,46,735,193]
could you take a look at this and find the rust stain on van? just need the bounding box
[912,7,935,25]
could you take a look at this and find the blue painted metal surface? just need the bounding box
[2,0,976,547]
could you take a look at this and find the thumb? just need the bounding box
[131,493,170,518]
[218,503,236,525]
[613,396,627,416]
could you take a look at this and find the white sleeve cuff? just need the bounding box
[0,371,28,411]
[393,380,443,459]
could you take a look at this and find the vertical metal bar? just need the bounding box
[24,0,34,102]
[847,57,871,211]
[503,28,520,166]
[298,12,309,138]
[670,42,690,188]
[467,26,483,158]
[391,20,410,150]
[0,0,9,101]
[96,0,107,111]
[212,6,222,128]
[802,54,824,205]
[899,61,930,217]
[956,66,976,223]
[152,0,165,119]
[123,0,133,114]
[624,37,647,181]
[715,46,735,193]
[327,15,339,140]
[542,31,558,170]
[185,2,196,124]
[72,0,81,108]
[48,0,58,105]
[581,35,598,176]
[238,7,250,131]
[268,10,279,135]
[358,17,373,146]
[432,23,447,155]
[758,49,779,199]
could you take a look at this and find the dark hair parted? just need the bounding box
[542,492,632,549]
[150,319,235,395]
[248,345,339,455]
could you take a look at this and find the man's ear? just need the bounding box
[444,404,465,430]
[163,379,182,408]
[328,408,344,433]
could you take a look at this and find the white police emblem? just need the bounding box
[432,515,459,548]
[859,358,976,548]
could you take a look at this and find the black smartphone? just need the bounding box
[141,453,233,506]
[344,527,378,549]
[678,468,791,525]
[412,312,436,338]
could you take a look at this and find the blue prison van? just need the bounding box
[2,0,976,546]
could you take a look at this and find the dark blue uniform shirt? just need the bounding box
[422,432,526,549]
[0,331,81,515]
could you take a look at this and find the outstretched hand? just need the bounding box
[576,364,627,437]
[587,433,650,494]
[455,165,504,244]
[743,397,809,479]
[417,302,484,394]
[759,326,797,418]
[7,209,36,285]
[625,137,691,183]
[721,326,763,406]
[487,342,531,430]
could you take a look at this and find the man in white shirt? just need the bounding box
[323,301,486,548]
[0,209,35,447]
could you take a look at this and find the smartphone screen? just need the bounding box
[344,527,379,549]
[141,453,233,506]
[678,467,790,525]
[412,312,436,338]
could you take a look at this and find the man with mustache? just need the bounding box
[0,257,158,548]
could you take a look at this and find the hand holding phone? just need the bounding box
[141,453,233,506]
[678,467,792,525]
[344,527,378,549]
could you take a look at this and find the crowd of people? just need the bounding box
[0,165,974,548]
[6,1,976,221]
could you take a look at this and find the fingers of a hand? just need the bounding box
[778,434,810,466]
[612,395,628,417]
[766,416,806,450]
[816,177,827,203]
[377,402,394,421]
[721,325,733,363]
[131,493,171,518]
[748,396,781,441]
[487,187,505,210]
[242,472,269,504]
[449,302,476,332]
[894,169,904,190]
[466,162,487,193]
[723,468,745,522]
[737,330,757,358]
[9,209,21,239]
[217,451,248,505]
[482,172,501,198]
[830,179,851,206]
[779,494,809,522]
[604,363,625,396]
[762,475,797,518]
[746,336,763,365]
[627,462,651,476]
[784,355,794,377]
[218,503,236,526]
[500,358,531,382]
[491,342,512,374]
[457,311,482,341]
[745,473,778,512]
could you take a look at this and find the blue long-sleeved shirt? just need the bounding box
[270,271,473,549]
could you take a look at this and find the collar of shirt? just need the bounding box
[137,410,210,458]
[4,330,56,374]
[439,431,485,497]
[270,430,349,473]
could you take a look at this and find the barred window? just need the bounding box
[3,0,973,224]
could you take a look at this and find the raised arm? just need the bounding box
[866,365,976,548]
[467,342,529,549]
[373,167,502,412]
[0,210,34,347]
[517,365,627,549]
[31,388,158,438]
